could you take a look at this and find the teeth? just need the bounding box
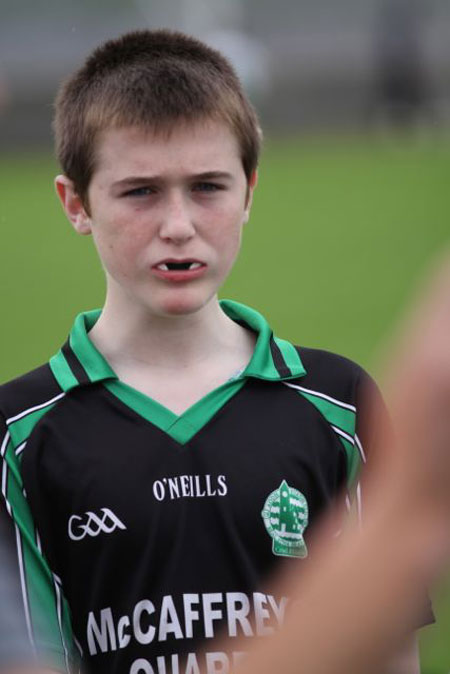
[156,262,204,272]
[156,262,203,271]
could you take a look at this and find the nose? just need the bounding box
[158,191,196,244]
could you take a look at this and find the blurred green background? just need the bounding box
[1,136,448,671]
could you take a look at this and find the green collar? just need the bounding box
[49,300,306,393]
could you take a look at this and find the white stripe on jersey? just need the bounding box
[15,523,36,655]
[52,571,70,671]
[356,482,363,524]
[355,433,367,463]
[6,392,66,425]
[0,432,9,458]
[1,432,12,516]
[331,425,355,445]
[283,382,357,412]
[15,441,27,457]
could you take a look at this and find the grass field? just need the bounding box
[1,136,449,671]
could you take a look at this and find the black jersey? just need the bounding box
[0,301,379,674]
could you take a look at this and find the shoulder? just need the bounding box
[0,364,63,427]
[294,346,376,409]
[294,347,388,464]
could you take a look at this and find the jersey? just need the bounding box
[0,300,381,674]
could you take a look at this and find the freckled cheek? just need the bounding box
[93,228,149,279]
[213,207,244,246]
[211,220,243,271]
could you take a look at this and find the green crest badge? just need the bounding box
[261,480,309,558]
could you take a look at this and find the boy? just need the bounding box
[0,30,421,674]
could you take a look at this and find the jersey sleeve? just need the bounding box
[354,370,388,472]
[0,414,78,673]
[342,369,389,518]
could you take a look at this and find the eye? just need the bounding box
[192,182,224,193]
[123,186,156,197]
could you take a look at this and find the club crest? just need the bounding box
[261,480,309,558]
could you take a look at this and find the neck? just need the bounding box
[88,292,247,372]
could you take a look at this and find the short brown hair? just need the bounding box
[54,29,262,205]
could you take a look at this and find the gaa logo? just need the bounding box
[68,508,126,541]
[261,480,309,558]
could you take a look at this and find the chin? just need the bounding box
[153,291,211,318]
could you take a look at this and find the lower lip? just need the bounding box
[151,265,208,282]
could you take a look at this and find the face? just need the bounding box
[56,120,256,318]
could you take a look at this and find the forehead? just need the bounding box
[93,120,242,180]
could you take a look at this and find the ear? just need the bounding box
[54,175,92,235]
[243,170,258,224]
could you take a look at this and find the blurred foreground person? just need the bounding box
[1,257,450,673]
[232,258,450,674]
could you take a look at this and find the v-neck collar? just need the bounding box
[49,300,307,444]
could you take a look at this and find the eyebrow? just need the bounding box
[112,171,234,189]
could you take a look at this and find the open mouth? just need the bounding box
[155,261,204,271]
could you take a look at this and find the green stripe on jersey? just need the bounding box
[292,389,360,489]
[105,378,246,445]
[49,351,79,391]
[297,391,355,437]
[273,336,305,376]
[8,402,60,447]
[3,441,71,668]
[219,300,306,381]
[69,315,116,383]
[2,399,77,671]
[339,436,360,489]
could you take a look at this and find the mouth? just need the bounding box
[155,261,204,272]
[151,259,207,282]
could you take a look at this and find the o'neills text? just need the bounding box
[152,474,228,501]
